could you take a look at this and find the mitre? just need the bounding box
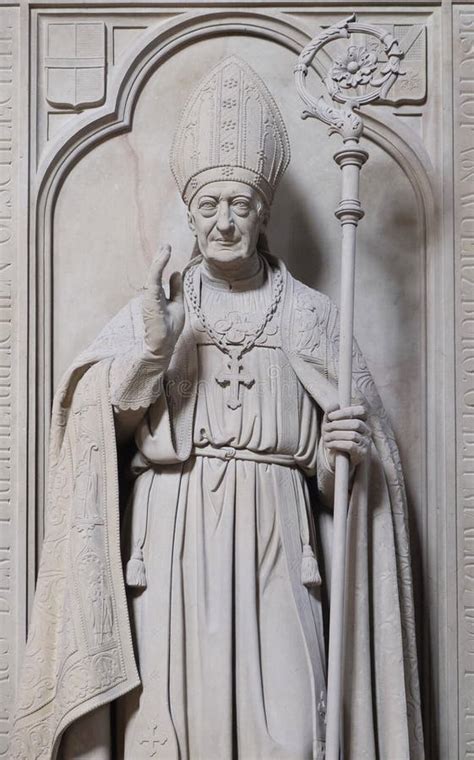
[170,56,290,207]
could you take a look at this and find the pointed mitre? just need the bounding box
[170,56,290,207]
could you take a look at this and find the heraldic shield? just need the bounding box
[45,21,106,111]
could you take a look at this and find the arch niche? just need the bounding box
[34,10,441,756]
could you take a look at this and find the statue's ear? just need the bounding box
[187,209,197,236]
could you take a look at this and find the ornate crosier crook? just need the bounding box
[294,14,403,760]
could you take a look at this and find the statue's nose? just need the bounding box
[216,203,234,234]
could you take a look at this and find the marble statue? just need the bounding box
[12,56,424,760]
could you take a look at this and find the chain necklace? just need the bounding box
[184,257,284,410]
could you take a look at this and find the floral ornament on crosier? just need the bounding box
[329,45,378,89]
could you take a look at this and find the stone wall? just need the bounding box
[3,1,468,757]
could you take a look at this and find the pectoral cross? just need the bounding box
[216,351,254,410]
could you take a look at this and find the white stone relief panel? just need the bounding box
[20,4,454,758]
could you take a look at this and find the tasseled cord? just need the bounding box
[298,486,321,588]
[301,542,321,587]
[125,467,154,590]
[126,542,147,589]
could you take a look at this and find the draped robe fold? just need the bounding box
[12,255,424,760]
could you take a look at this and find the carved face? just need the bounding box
[187,181,267,270]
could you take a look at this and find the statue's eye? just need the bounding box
[199,201,217,214]
[232,199,250,214]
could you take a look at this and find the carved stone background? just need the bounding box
[1,1,469,758]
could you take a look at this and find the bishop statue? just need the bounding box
[12,56,424,760]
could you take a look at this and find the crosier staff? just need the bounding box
[294,15,403,760]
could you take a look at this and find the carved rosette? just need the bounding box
[330,45,378,89]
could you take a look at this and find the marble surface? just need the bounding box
[0,3,465,758]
